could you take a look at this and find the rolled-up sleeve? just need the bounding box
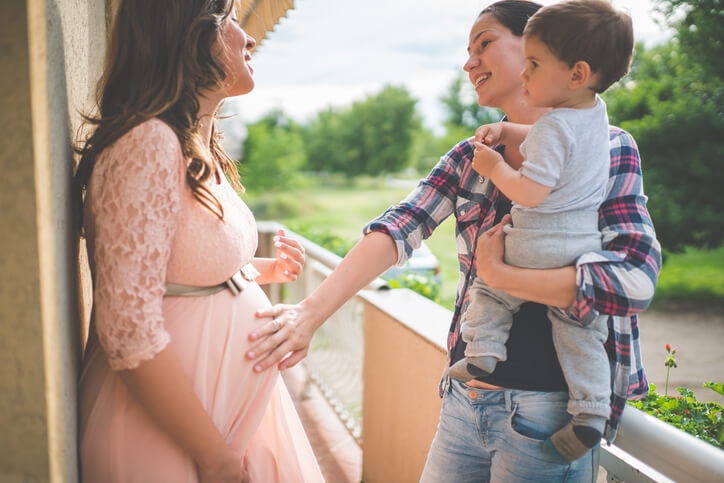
[363,141,466,266]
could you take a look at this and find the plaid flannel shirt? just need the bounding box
[363,127,662,442]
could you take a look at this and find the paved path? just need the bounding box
[637,308,724,405]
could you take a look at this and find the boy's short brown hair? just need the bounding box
[523,0,633,93]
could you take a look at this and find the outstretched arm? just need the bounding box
[247,232,397,372]
[247,139,467,370]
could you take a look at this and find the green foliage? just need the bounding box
[628,384,724,449]
[245,192,302,220]
[303,85,421,177]
[664,344,678,395]
[302,107,350,174]
[652,245,724,307]
[705,382,724,397]
[436,124,476,156]
[385,272,442,304]
[655,0,724,79]
[239,110,306,192]
[285,222,354,258]
[603,0,724,252]
[629,338,723,449]
[286,221,443,304]
[274,180,724,309]
[408,127,444,174]
[440,73,502,131]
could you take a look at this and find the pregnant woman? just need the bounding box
[75,1,322,481]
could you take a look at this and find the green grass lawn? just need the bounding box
[246,178,460,309]
[245,178,724,310]
[653,246,724,308]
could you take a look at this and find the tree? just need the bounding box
[302,107,350,174]
[440,73,502,131]
[656,0,724,79]
[603,0,723,251]
[304,85,421,177]
[239,110,306,192]
[348,85,422,176]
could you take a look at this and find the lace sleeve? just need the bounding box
[89,119,183,370]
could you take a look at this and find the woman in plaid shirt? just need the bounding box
[250,0,661,480]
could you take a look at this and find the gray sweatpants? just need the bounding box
[463,209,611,418]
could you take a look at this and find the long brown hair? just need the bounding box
[74,0,243,234]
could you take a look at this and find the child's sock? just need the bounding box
[446,356,498,382]
[544,414,606,463]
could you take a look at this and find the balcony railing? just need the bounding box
[257,221,724,483]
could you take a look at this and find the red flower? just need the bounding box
[685,410,690,414]
[666,344,671,351]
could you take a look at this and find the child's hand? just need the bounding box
[473,142,505,179]
[272,229,305,282]
[475,122,505,146]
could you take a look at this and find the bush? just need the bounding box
[246,193,302,220]
[627,383,724,449]
[285,223,354,258]
[286,223,442,304]
[384,272,441,304]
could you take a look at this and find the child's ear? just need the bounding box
[569,60,592,89]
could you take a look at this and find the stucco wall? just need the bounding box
[0,2,50,480]
[0,0,105,481]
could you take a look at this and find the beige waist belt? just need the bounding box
[164,263,261,297]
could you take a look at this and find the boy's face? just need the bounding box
[521,36,576,109]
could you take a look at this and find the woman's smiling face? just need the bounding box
[217,8,257,97]
[464,13,527,110]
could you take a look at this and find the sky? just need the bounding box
[219,0,673,153]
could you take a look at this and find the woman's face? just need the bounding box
[464,13,527,109]
[217,9,256,97]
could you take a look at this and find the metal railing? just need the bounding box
[258,221,724,482]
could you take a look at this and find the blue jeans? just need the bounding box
[420,380,600,482]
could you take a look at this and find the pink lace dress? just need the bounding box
[78,119,322,482]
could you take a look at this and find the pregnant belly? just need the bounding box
[162,282,275,360]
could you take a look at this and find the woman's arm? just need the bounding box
[247,139,469,370]
[120,348,246,482]
[247,232,397,372]
[569,129,662,324]
[475,214,577,308]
